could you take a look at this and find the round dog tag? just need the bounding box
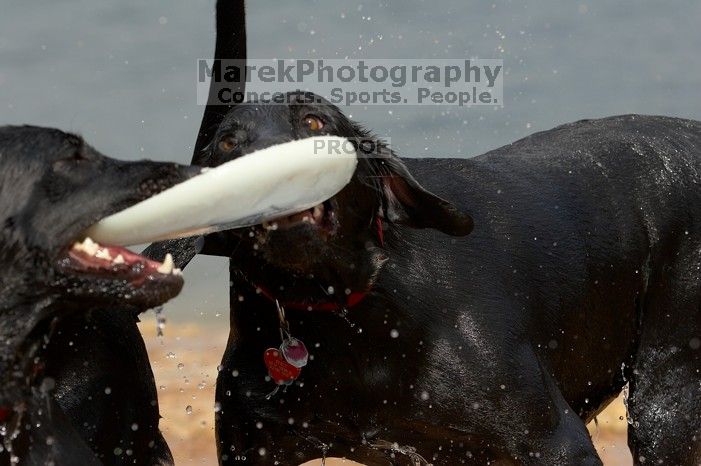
[264,348,301,384]
[280,337,309,368]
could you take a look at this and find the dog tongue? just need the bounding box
[85,136,357,246]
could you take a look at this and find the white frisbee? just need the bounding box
[85,136,357,246]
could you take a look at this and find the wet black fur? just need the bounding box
[178,106,701,465]
[147,1,701,464]
[0,126,198,465]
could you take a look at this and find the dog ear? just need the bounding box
[380,157,473,236]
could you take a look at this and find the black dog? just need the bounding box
[144,2,700,463]
[0,126,198,465]
[154,95,701,465]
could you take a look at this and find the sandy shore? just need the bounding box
[138,320,632,465]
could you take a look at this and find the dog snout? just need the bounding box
[135,163,202,199]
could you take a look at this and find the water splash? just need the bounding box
[153,306,166,337]
[368,439,430,465]
[339,308,363,334]
[620,363,636,426]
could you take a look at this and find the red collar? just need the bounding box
[253,283,368,312]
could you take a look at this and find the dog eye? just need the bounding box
[302,115,324,131]
[52,150,91,171]
[56,150,88,165]
[218,136,237,153]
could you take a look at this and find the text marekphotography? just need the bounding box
[197,59,503,107]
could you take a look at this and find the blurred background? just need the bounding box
[2,1,700,464]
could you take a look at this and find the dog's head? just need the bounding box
[0,126,197,310]
[202,92,473,309]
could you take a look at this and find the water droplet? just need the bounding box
[154,306,166,337]
[185,405,193,415]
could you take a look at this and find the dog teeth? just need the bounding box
[95,248,113,261]
[157,253,175,274]
[262,221,278,231]
[72,237,100,256]
[157,254,182,276]
[71,240,181,276]
[313,204,324,221]
[262,203,325,230]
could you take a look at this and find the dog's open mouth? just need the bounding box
[57,237,182,287]
[261,199,338,235]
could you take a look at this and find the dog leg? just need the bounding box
[44,309,173,465]
[626,239,701,465]
[490,344,602,465]
[627,353,701,465]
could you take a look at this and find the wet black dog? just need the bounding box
[0,126,197,465]
[155,97,701,465]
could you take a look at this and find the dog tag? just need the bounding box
[280,337,309,368]
[264,348,301,385]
